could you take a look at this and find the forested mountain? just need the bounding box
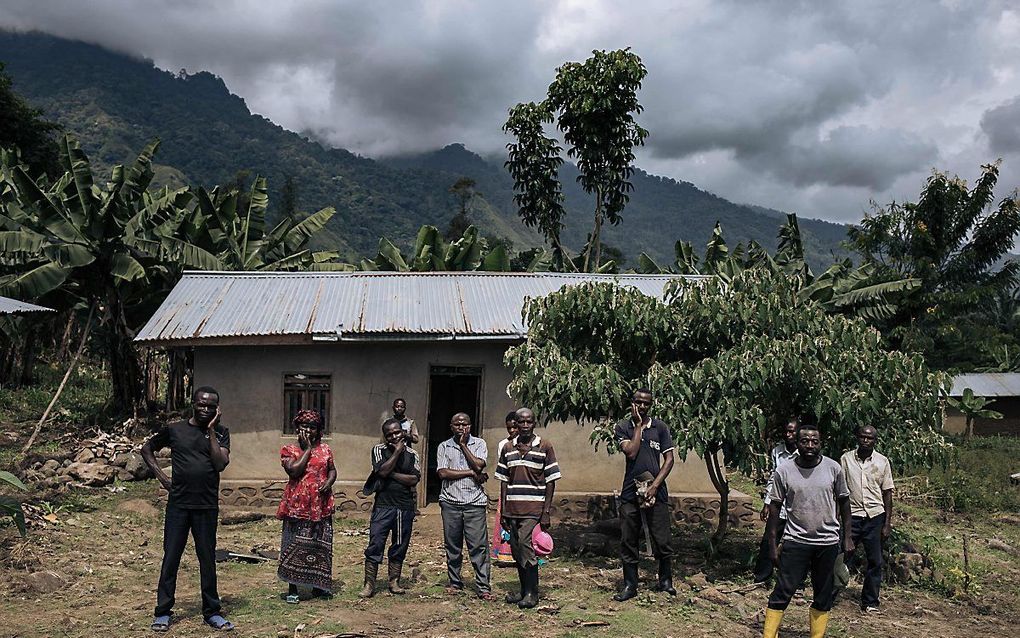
[0,30,848,266]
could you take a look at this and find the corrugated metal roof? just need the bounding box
[949,373,1020,397]
[0,296,55,315]
[135,271,705,345]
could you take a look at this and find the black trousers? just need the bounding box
[847,514,885,608]
[619,501,673,565]
[364,506,414,565]
[155,504,221,619]
[753,518,787,582]
[767,541,839,612]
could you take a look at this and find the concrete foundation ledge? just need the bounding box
[216,480,753,527]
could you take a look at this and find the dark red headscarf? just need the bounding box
[293,409,323,428]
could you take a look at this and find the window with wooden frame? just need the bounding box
[283,373,331,435]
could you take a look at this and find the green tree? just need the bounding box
[445,177,480,241]
[505,269,949,540]
[848,163,1020,369]
[0,62,61,179]
[505,48,648,271]
[0,136,204,412]
[638,214,920,323]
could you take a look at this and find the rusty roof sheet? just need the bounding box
[0,296,55,315]
[949,373,1020,397]
[135,271,704,345]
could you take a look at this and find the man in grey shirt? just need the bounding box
[436,412,493,599]
[763,423,853,638]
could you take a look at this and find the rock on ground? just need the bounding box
[65,461,117,486]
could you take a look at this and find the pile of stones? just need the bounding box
[22,431,160,488]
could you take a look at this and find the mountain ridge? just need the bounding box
[0,30,849,267]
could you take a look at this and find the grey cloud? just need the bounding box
[743,126,939,190]
[0,0,1016,222]
[981,96,1020,155]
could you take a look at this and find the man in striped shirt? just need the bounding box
[494,407,560,609]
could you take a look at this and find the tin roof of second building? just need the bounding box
[136,271,705,345]
[0,296,55,316]
[949,373,1020,397]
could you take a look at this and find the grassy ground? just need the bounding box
[1,458,1018,638]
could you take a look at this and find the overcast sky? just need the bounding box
[2,0,1019,224]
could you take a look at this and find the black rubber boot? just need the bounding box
[654,557,676,595]
[613,563,639,601]
[505,565,525,604]
[518,564,539,609]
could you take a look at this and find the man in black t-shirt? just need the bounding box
[359,419,421,598]
[141,386,233,631]
[612,388,676,601]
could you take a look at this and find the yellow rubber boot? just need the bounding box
[763,608,784,638]
[809,608,830,638]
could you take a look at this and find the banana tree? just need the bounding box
[0,135,206,412]
[638,214,920,323]
[946,388,1003,438]
[359,224,548,272]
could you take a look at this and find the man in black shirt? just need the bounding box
[359,419,421,598]
[612,388,676,601]
[141,386,233,631]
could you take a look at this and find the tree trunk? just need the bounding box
[106,288,144,416]
[166,349,189,411]
[582,195,604,273]
[18,324,38,386]
[705,447,730,543]
[55,311,76,362]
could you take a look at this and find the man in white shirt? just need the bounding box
[753,418,799,585]
[839,425,894,612]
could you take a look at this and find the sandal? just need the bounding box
[285,594,300,604]
[478,591,496,601]
[205,615,235,631]
[151,615,171,632]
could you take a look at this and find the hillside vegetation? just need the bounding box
[0,30,847,267]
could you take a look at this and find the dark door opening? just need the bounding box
[425,365,482,504]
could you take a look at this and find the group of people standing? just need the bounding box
[138,386,894,638]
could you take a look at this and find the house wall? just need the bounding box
[944,398,1020,436]
[193,342,751,525]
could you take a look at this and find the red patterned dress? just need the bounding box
[277,443,336,591]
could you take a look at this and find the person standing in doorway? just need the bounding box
[360,419,421,598]
[141,386,234,632]
[840,425,894,613]
[613,388,676,601]
[494,407,560,609]
[753,418,800,585]
[391,398,420,445]
[437,412,493,599]
[763,423,853,638]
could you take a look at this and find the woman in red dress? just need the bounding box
[277,410,336,603]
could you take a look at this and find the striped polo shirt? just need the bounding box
[494,434,561,518]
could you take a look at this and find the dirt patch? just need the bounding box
[1,483,1017,638]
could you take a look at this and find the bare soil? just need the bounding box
[1,480,1018,638]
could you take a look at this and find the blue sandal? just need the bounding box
[205,615,235,631]
[150,615,171,632]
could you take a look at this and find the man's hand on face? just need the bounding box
[631,401,641,425]
[459,431,471,446]
[208,407,221,431]
[298,431,309,450]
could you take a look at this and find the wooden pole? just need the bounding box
[21,303,96,456]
